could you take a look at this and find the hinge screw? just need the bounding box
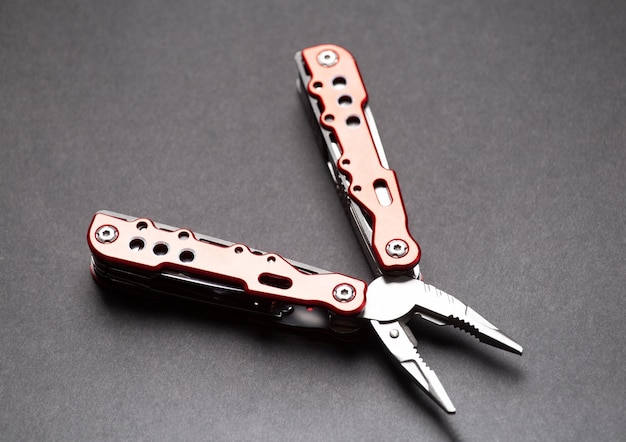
[333,284,356,302]
[317,49,339,67]
[95,225,118,244]
[386,239,409,258]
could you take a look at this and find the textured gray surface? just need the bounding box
[1,1,625,440]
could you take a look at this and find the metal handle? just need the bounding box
[88,211,366,316]
[299,44,420,273]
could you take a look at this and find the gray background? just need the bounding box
[1,1,625,441]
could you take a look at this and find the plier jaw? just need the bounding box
[362,275,523,413]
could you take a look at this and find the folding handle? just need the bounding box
[300,44,420,272]
[87,212,366,316]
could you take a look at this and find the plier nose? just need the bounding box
[362,276,523,413]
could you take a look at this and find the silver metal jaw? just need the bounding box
[362,275,523,413]
[369,319,456,413]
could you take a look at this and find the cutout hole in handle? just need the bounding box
[374,179,392,206]
[259,273,293,290]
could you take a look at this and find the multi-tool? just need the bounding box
[87,44,522,413]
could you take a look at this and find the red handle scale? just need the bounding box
[88,212,366,316]
[301,44,420,272]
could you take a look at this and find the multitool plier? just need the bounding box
[87,44,523,413]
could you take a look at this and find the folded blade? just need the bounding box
[416,282,524,355]
[369,319,456,413]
